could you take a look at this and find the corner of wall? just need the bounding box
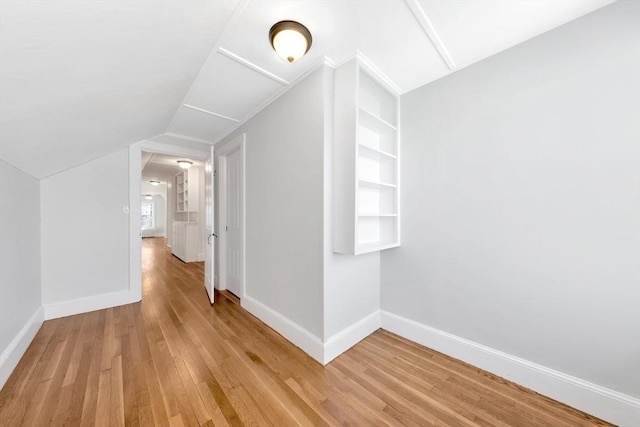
[323,310,380,364]
[241,295,325,363]
[242,293,381,366]
[0,306,44,390]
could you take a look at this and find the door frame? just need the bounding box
[129,140,210,302]
[216,134,246,299]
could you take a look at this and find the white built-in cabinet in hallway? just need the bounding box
[172,221,199,262]
[172,167,201,262]
[333,57,400,255]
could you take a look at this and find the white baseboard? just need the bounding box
[324,311,380,364]
[0,306,44,390]
[241,295,325,363]
[198,252,205,262]
[44,290,140,320]
[380,310,640,427]
[241,296,381,365]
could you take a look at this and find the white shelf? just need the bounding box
[175,168,200,222]
[358,213,397,217]
[333,57,400,255]
[358,179,397,189]
[359,108,396,133]
[356,242,400,255]
[359,143,396,159]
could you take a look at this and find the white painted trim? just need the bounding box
[158,133,215,146]
[183,104,240,123]
[241,295,325,363]
[213,57,333,145]
[129,141,210,305]
[355,51,402,95]
[135,140,211,160]
[44,290,138,321]
[216,134,246,299]
[380,310,640,427]
[165,0,250,132]
[332,51,401,95]
[404,0,456,70]
[324,311,380,364]
[0,307,44,390]
[129,146,143,303]
[217,47,290,86]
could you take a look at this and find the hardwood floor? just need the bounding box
[0,237,611,426]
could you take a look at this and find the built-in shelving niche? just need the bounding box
[333,57,400,255]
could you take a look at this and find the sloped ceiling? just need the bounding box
[0,0,238,178]
[0,0,615,179]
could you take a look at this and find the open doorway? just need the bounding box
[141,152,206,262]
[129,142,211,304]
[216,134,246,301]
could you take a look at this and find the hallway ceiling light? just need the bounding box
[145,194,153,200]
[177,160,193,169]
[269,20,312,63]
[149,180,160,186]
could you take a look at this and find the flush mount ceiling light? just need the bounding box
[177,160,193,169]
[269,20,312,63]
[149,180,160,186]
[145,194,153,200]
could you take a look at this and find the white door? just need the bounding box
[204,145,215,304]
[225,148,243,297]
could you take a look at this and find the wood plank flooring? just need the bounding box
[0,237,612,426]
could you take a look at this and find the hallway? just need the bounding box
[0,238,610,426]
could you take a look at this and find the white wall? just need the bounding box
[217,67,326,339]
[0,160,42,389]
[382,0,639,401]
[41,148,132,317]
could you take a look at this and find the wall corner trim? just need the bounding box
[43,290,139,321]
[323,310,381,364]
[241,296,381,366]
[241,295,325,363]
[0,306,44,390]
[380,310,640,427]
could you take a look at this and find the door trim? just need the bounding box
[129,140,209,302]
[216,134,246,299]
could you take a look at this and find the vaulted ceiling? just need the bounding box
[0,0,615,179]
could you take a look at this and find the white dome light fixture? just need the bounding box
[177,160,193,169]
[269,20,312,63]
[145,194,153,200]
[149,180,160,186]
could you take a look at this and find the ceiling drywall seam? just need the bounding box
[212,55,335,145]
[164,0,250,134]
[217,47,290,86]
[183,104,240,123]
[404,0,456,70]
